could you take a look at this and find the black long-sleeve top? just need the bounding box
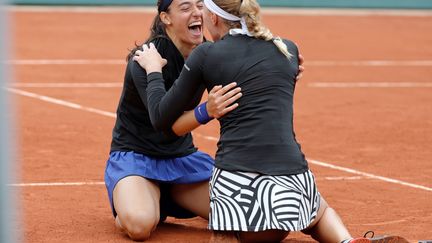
[110,36,205,158]
[146,34,308,175]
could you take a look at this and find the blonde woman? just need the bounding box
[133,0,410,242]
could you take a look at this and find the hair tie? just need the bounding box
[204,0,252,36]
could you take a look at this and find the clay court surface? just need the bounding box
[5,6,432,242]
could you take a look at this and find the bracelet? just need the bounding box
[194,102,213,124]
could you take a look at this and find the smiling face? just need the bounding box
[162,0,204,48]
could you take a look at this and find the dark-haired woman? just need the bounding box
[104,0,303,241]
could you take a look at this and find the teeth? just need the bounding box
[189,21,202,27]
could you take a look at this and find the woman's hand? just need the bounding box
[206,82,242,119]
[296,54,305,81]
[133,43,167,73]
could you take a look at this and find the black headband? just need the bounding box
[158,0,174,13]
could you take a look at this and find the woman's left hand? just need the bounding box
[133,43,167,73]
[207,82,242,119]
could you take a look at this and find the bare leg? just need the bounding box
[302,197,352,243]
[113,176,161,241]
[172,182,289,243]
[170,181,210,219]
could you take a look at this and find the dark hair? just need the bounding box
[126,0,169,61]
[158,0,174,13]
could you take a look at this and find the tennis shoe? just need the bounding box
[363,231,410,243]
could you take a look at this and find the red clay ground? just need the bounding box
[8,7,432,242]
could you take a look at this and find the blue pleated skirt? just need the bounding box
[105,150,214,218]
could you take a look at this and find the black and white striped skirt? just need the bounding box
[208,168,320,232]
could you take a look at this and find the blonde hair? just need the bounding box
[212,0,292,58]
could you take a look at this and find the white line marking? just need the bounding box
[5,5,158,13]
[8,181,105,187]
[263,8,432,17]
[5,59,432,66]
[9,81,432,89]
[191,132,218,141]
[308,60,432,66]
[309,159,432,192]
[6,88,432,192]
[321,176,364,181]
[6,5,432,17]
[4,59,124,65]
[361,219,407,226]
[10,82,122,88]
[4,87,116,118]
[309,82,432,88]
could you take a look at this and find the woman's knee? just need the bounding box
[120,210,159,241]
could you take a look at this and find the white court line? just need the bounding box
[321,176,364,181]
[8,181,105,187]
[5,59,432,67]
[4,87,116,118]
[308,60,432,66]
[10,82,122,88]
[13,82,432,89]
[361,219,407,226]
[4,59,124,65]
[309,159,432,192]
[6,5,432,17]
[5,87,432,192]
[191,131,218,142]
[309,82,432,88]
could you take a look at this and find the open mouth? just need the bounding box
[188,21,202,36]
